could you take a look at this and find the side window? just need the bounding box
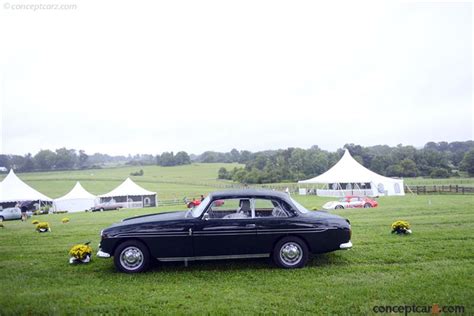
[254,198,288,218]
[206,198,251,220]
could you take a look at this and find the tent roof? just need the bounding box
[55,182,97,201]
[0,169,52,202]
[99,178,156,197]
[298,149,402,184]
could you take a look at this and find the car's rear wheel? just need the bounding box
[364,203,372,208]
[273,237,309,269]
[100,208,104,212]
[114,240,150,273]
[335,205,344,209]
[0,216,4,222]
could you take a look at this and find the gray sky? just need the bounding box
[0,1,472,156]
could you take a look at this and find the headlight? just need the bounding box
[100,229,109,239]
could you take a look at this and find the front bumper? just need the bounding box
[340,241,352,250]
[97,249,111,258]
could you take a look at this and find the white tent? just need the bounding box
[0,169,52,204]
[99,178,157,208]
[298,149,405,197]
[54,182,98,213]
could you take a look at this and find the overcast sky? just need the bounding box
[0,1,472,156]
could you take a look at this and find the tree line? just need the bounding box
[217,141,474,184]
[1,141,473,181]
[0,149,193,172]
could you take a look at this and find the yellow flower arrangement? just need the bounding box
[36,222,50,232]
[391,220,411,234]
[62,218,70,224]
[69,244,92,261]
[32,220,39,225]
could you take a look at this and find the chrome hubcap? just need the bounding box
[120,246,143,270]
[280,242,303,266]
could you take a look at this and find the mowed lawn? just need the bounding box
[0,194,473,314]
[0,163,243,200]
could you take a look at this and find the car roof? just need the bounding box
[209,189,292,202]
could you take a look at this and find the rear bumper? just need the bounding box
[340,241,352,250]
[97,249,111,258]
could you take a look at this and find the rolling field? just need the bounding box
[0,165,473,314]
[0,163,243,200]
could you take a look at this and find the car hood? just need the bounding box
[110,210,188,228]
[322,201,338,209]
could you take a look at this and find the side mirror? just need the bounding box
[202,213,210,221]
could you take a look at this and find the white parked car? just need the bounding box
[0,207,32,221]
[322,196,378,210]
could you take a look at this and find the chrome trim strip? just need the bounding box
[340,241,352,249]
[157,253,270,262]
[112,228,334,238]
[115,234,189,238]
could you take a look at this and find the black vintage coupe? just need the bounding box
[97,190,352,273]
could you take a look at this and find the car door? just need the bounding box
[7,208,20,220]
[252,198,312,253]
[349,197,363,208]
[146,219,194,259]
[192,198,259,257]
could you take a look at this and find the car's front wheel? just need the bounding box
[114,240,150,273]
[335,205,344,209]
[364,203,372,208]
[0,216,4,222]
[273,237,309,269]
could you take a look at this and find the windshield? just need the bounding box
[190,196,211,218]
[290,198,309,214]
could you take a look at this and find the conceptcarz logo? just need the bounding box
[372,304,465,315]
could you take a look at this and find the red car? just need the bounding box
[322,196,378,210]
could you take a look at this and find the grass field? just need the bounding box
[0,164,473,314]
[0,163,243,200]
[0,194,473,314]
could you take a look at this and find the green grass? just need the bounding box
[0,194,473,315]
[0,163,242,200]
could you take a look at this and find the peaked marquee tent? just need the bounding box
[54,182,98,213]
[298,149,405,197]
[0,169,52,208]
[99,178,157,208]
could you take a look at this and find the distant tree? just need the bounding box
[460,149,474,176]
[239,150,253,164]
[174,151,191,165]
[218,167,230,179]
[10,155,26,172]
[386,164,404,177]
[34,149,57,170]
[230,149,240,162]
[430,167,450,178]
[399,159,417,177]
[130,169,144,176]
[78,150,89,169]
[21,153,35,172]
[55,148,77,170]
[159,152,175,166]
[0,155,10,169]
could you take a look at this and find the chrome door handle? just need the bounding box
[246,224,256,228]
